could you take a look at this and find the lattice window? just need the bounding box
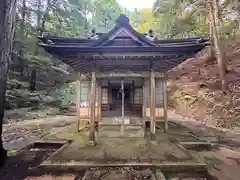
[145,80,164,108]
[134,88,143,104]
[155,80,164,107]
[146,80,150,108]
[80,81,90,106]
[102,88,108,104]
[96,86,100,106]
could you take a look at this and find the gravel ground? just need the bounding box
[2,116,75,150]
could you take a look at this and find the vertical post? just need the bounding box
[142,79,146,119]
[132,80,135,110]
[150,70,156,141]
[89,71,96,144]
[108,80,111,111]
[121,78,124,119]
[121,78,124,136]
[98,83,102,121]
[142,79,147,135]
[96,83,99,121]
[76,73,81,132]
[163,75,168,132]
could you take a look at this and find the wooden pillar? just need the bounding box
[88,80,91,125]
[150,70,156,141]
[89,71,96,144]
[163,75,168,132]
[132,80,135,110]
[108,80,111,110]
[120,78,124,136]
[76,73,81,132]
[98,83,102,121]
[142,79,147,135]
[142,79,146,119]
[121,78,124,119]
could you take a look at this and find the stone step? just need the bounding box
[180,142,215,151]
[123,129,145,137]
[98,130,122,138]
[99,124,145,138]
[99,126,121,131]
[99,124,143,131]
[125,124,143,130]
[99,131,144,138]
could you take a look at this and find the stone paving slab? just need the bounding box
[45,135,193,163]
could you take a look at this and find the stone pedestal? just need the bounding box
[88,131,96,146]
[150,132,157,144]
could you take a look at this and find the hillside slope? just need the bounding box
[168,39,240,129]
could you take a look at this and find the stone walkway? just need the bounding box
[2,112,240,180]
[168,111,240,180]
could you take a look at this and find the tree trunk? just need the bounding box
[40,0,51,35]
[30,0,53,92]
[208,0,228,92]
[208,11,215,58]
[0,0,17,166]
[29,0,41,92]
[212,0,221,27]
[30,69,37,91]
[19,0,26,76]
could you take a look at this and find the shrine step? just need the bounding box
[98,124,144,138]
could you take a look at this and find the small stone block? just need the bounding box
[150,133,157,144]
[151,140,157,145]
[89,131,95,142]
[87,140,96,147]
[150,133,156,140]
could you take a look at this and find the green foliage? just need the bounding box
[91,0,123,30]
[9,0,240,112]
[29,55,52,69]
[7,79,28,89]
[57,82,77,106]
[153,0,240,39]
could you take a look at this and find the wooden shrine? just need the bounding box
[39,14,209,143]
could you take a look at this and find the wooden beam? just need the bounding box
[64,54,187,62]
[163,75,168,132]
[89,71,96,144]
[150,70,156,141]
[98,67,149,72]
[76,73,81,132]
[96,71,165,78]
[68,52,190,57]
[95,59,149,64]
